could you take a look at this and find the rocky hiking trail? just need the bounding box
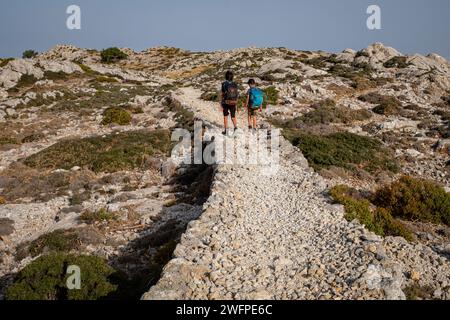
[142,88,450,300]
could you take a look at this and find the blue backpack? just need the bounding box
[249,88,264,109]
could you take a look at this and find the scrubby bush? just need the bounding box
[373,208,415,241]
[372,100,401,116]
[80,208,118,224]
[44,71,68,81]
[6,253,118,300]
[384,56,409,69]
[330,185,377,230]
[22,50,38,59]
[95,76,118,83]
[373,176,450,226]
[330,185,414,241]
[350,76,376,90]
[264,86,279,106]
[0,58,14,68]
[100,47,127,63]
[288,132,398,173]
[303,101,372,125]
[15,74,38,88]
[0,196,5,205]
[19,229,81,258]
[358,93,402,116]
[23,130,172,173]
[355,50,370,58]
[358,93,401,106]
[101,107,132,126]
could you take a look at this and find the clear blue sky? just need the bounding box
[1,0,449,59]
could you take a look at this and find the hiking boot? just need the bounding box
[222,130,227,136]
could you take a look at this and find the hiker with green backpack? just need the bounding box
[244,79,264,132]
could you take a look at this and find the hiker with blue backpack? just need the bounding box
[244,79,264,132]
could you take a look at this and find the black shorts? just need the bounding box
[222,104,237,118]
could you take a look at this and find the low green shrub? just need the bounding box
[303,101,372,125]
[15,74,38,89]
[101,107,132,125]
[0,58,14,68]
[372,100,402,116]
[44,71,68,81]
[355,50,370,58]
[100,47,127,63]
[373,208,415,241]
[22,50,38,59]
[23,130,172,173]
[95,76,118,83]
[373,176,450,226]
[21,229,80,258]
[384,56,410,69]
[80,208,118,224]
[6,253,117,300]
[358,93,402,116]
[358,93,401,106]
[330,185,414,241]
[287,132,398,173]
[264,86,279,106]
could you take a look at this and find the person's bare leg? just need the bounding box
[232,117,237,129]
[253,116,257,129]
[248,113,252,129]
[223,116,228,131]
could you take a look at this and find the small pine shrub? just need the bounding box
[373,208,415,241]
[303,101,372,125]
[15,74,38,88]
[22,229,80,258]
[330,185,414,241]
[372,99,401,116]
[373,176,450,226]
[0,58,14,68]
[22,50,38,59]
[289,132,398,173]
[384,56,410,69]
[24,130,172,173]
[6,253,118,300]
[100,47,127,63]
[355,50,370,58]
[101,107,132,126]
[80,208,118,224]
[44,71,68,81]
[95,76,118,83]
[264,86,279,106]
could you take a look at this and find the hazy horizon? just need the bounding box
[1,0,449,60]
